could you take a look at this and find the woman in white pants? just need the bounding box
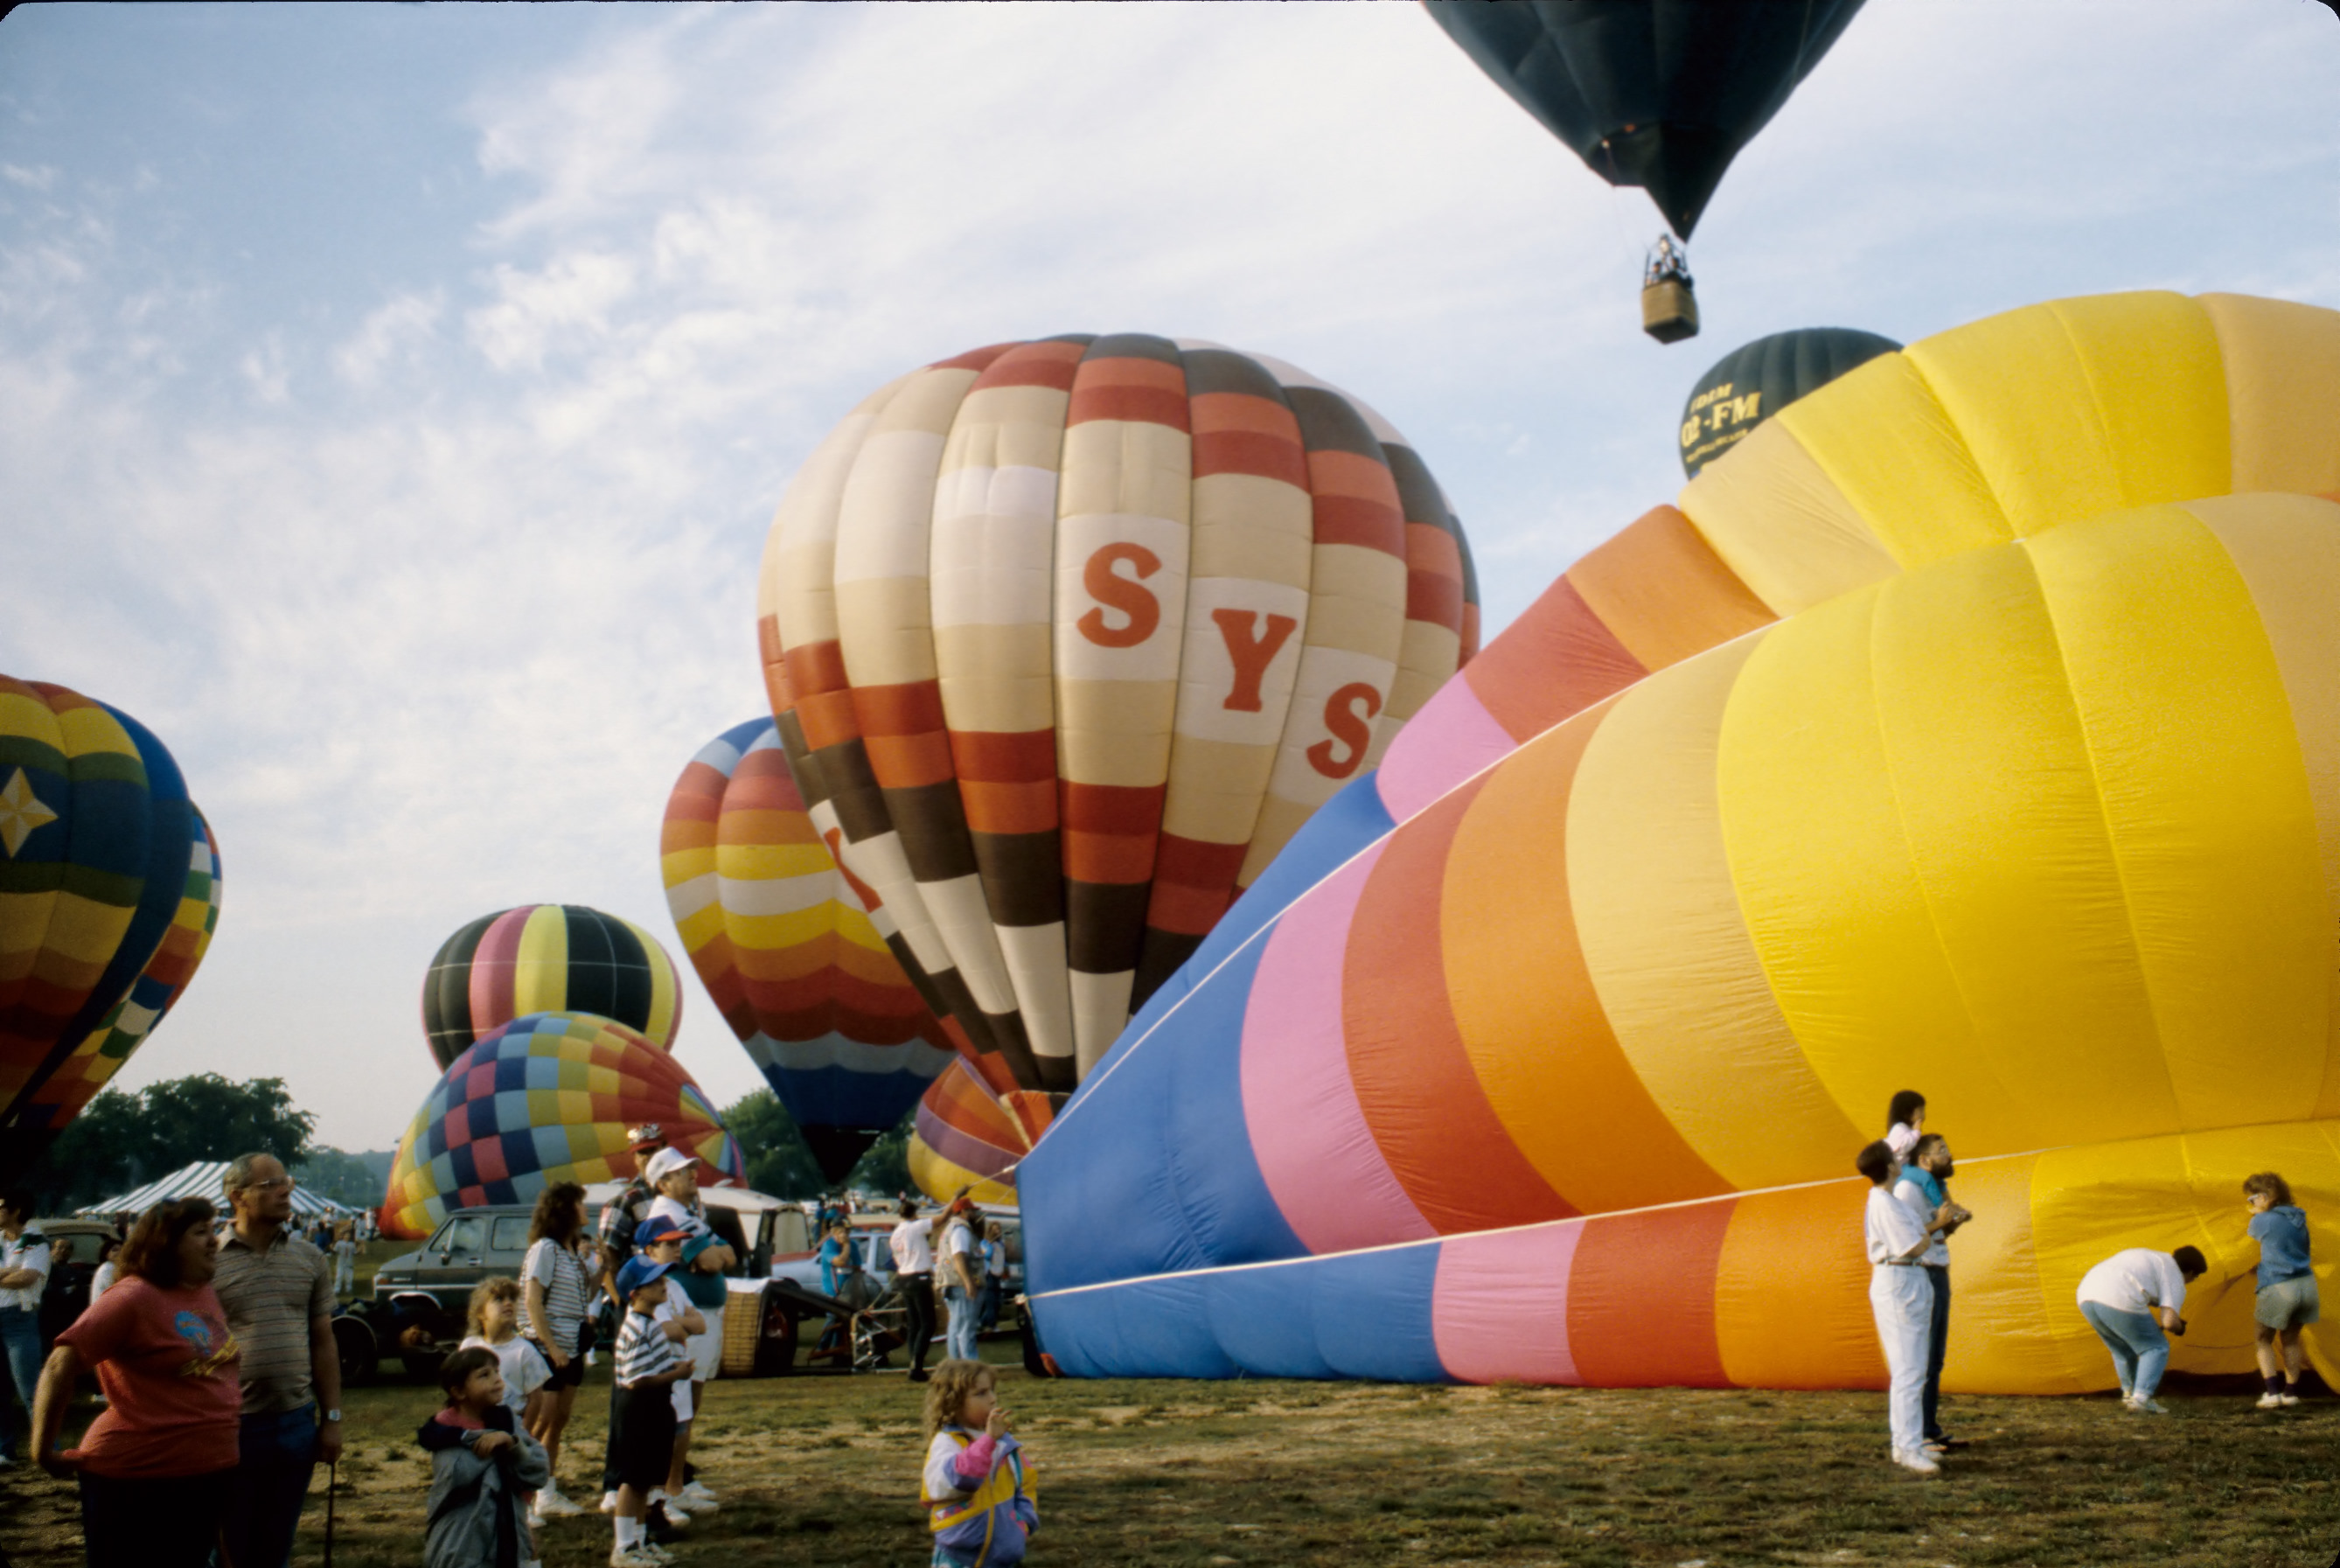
[1858,1139,1953,1475]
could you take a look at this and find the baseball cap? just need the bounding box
[643,1146,695,1185]
[633,1217,689,1247]
[626,1122,665,1151]
[615,1256,672,1296]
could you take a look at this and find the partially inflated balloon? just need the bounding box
[1427,0,1866,240]
[422,904,680,1071]
[907,1057,1026,1207]
[1,684,216,1180]
[1022,291,2340,1394]
[382,1011,742,1239]
[758,335,1479,1108]
[661,718,952,1181]
[1678,327,1900,477]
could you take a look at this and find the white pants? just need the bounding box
[1870,1264,1934,1457]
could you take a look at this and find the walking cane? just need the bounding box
[323,1459,337,1568]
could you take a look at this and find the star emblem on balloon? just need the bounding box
[0,767,59,856]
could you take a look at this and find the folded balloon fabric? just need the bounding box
[1021,290,2340,1395]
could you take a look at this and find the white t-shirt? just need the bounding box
[943,1220,977,1282]
[2076,1249,2189,1315]
[1863,1185,1927,1265]
[90,1260,118,1301]
[653,1279,697,1420]
[0,1229,50,1312]
[891,1217,934,1275]
[458,1333,552,1420]
[1891,1177,1950,1268]
[334,1238,356,1264]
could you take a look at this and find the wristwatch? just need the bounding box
[324,1408,343,1423]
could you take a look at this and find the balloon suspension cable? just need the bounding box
[1644,234,1693,289]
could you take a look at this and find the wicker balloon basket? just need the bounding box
[719,1282,767,1376]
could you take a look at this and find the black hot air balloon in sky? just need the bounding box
[1428,0,1868,342]
[1677,325,1900,477]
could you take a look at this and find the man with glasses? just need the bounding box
[214,1153,341,1568]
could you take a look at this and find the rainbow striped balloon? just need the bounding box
[661,717,953,1181]
[1022,290,2340,1396]
[383,1010,742,1238]
[757,336,1478,1113]
[907,1057,1026,1207]
[422,904,681,1071]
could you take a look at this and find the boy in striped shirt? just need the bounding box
[608,1258,693,1568]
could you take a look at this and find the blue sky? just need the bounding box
[3,2,2335,1153]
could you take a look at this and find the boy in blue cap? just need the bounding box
[607,1256,693,1568]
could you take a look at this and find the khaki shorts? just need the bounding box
[2256,1273,2321,1331]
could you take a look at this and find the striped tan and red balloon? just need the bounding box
[756,334,1476,1122]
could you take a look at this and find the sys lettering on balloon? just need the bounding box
[1305,682,1382,779]
[1076,542,1161,648]
[1211,609,1299,713]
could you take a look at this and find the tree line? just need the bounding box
[16,1073,916,1214]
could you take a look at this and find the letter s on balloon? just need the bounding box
[1305,682,1382,780]
[1076,543,1162,649]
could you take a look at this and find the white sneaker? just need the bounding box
[2258,1391,2286,1410]
[2281,1391,2302,1407]
[599,1491,620,1515]
[1895,1448,1941,1476]
[2126,1396,2169,1415]
[641,1545,677,1567]
[679,1479,720,1509]
[648,1493,692,1527]
[533,1487,587,1518]
[609,1547,663,1568]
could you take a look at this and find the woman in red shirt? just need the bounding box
[31,1196,242,1568]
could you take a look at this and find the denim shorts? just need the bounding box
[2256,1272,2321,1331]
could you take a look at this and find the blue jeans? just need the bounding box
[2080,1301,2169,1400]
[219,1403,318,1568]
[1922,1265,1950,1439]
[978,1277,1003,1331]
[0,1303,42,1458]
[944,1283,980,1362]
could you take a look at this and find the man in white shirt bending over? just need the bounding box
[1857,1139,1954,1476]
[2075,1244,2207,1415]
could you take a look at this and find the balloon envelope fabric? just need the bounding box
[907,1056,1027,1207]
[422,903,681,1071]
[1677,326,1901,477]
[661,717,952,1180]
[383,1011,742,1239]
[757,335,1479,1107]
[16,806,221,1139]
[1020,290,2340,1394]
[1,684,215,1181]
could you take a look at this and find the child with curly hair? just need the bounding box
[921,1359,1038,1566]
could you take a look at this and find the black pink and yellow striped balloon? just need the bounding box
[421,904,681,1072]
[756,335,1479,1109]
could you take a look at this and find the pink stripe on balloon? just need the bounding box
[1239,842,1435,1254]
[469,908,529,1035]
[1373,677,1519,824]
[1432,1218,1586,1384]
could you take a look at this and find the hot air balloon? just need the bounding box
[1,682,217,1181]
[1427,0,1867,341]
[661,717,954,1180]
[757,334,1479,1121]
[381,1010,742,1239]
[906,1058,1027,1208]
[1678,326,1900,477]
[14,808,222,1143]
[1020,289,2340,1394]
[421,904,681,1071]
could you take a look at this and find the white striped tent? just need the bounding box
[79,1160,352,1220]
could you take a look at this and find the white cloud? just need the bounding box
[335,289,442,387]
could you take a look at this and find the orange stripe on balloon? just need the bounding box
[1442,698,1733,1214]
[1344,776,1577,1232]
[1566,1199,1737,1387]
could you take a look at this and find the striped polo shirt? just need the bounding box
[524,1237,593,1344]
[212,1225,334,1414]
[615,1307,683,1388]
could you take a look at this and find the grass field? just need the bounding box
[8,1353,2337,1568]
